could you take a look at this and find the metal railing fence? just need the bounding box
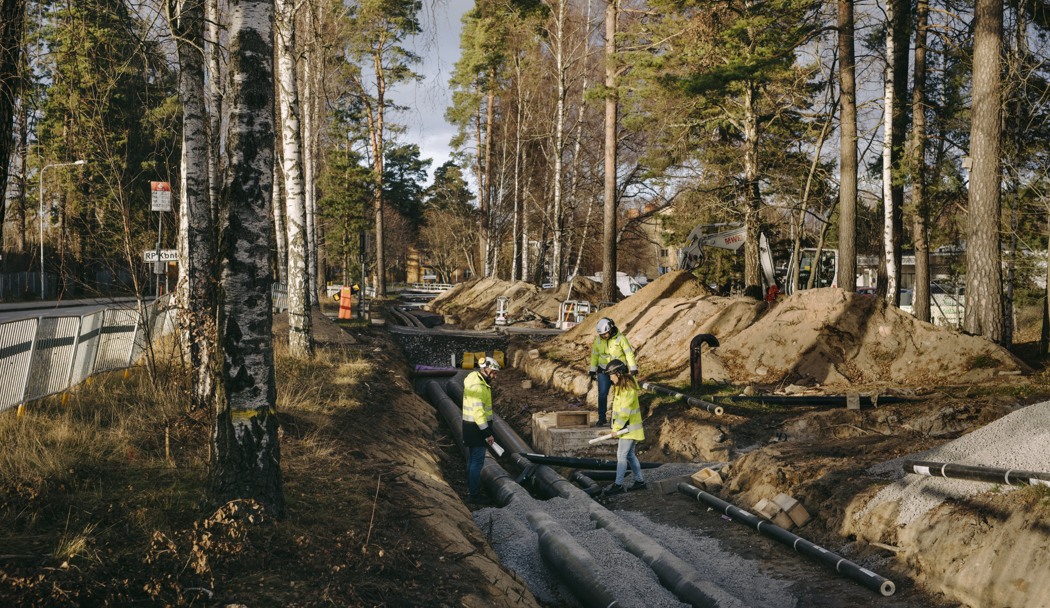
[0,297,176,414]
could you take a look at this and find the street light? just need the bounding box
[39,159,87,300]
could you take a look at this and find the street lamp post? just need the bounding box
[39,159,87,300]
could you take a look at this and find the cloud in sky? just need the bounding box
[391,0,475,186]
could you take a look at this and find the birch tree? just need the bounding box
[277,0,312,357]
[212,0,285,515]
[169,0,218,410]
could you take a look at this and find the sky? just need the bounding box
[391,0,476,186]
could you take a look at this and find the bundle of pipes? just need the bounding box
[678,482,896,597]
[421,372,752,607]
[903,459,1050,487]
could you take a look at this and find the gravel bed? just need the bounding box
[473,463,799,608]
[861,400,1050,526]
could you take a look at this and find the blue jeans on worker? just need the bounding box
[615,438,643,486]
[596,372,612,423]
[467,445,487,497]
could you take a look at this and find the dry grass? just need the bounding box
[0,336,388,606]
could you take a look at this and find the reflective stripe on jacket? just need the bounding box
[462,371,493,432]
[610,385,644,441]
[589,332,637,373]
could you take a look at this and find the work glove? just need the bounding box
[589,371,596,381]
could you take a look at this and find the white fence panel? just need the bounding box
[0,319,39,413]
[24,316,82,402]
[69,312,104,386]
[94,309,139,373]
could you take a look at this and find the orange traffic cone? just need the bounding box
[338,286,353,319]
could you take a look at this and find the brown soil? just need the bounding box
[427,273,1050,608]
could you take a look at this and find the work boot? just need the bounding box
[630,480,647,491]
[592,420,608,427]
[603,483,626,496]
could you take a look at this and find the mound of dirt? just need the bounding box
[716,289,1029,388]
[426,275,605,330]
[513,273,1028,395]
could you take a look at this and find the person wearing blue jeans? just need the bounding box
[462,357,500,505]
[602,359,646,495]
[589,317,637,426]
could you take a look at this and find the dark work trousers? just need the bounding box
[467,445,486,497]
[596,372,613,423]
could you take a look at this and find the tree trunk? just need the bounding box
[909,0,930,322]
[550,0,567,288]
[601,0,618,304]
[483,72,496,275]
[277,0,313,357]
[964,0,1004,343]
[742,85,762,292]
[212,0,285,517]
[880,0,898,303]
[0,0,26,225]
[171,0,218,412]
[836,0,857,292]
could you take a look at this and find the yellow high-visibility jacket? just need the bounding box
[610,385,644,441]
[462,371,494,446]
[590,332,637,373]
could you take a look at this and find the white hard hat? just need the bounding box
[596,317,615,335]
[479,356,501,371]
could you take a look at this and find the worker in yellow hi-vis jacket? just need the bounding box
[462,357,500,505]
[589,317,637,427]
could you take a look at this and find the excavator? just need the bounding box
[677,223,837,294]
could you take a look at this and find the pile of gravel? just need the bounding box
[861,400,1050,526]
[473,463,797,608]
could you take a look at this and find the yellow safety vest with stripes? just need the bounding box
[463,371,493,431]
[610,385,644,441]
[589,332,637,373]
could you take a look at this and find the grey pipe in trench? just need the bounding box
[642,381,724,416]
[903,458,1050,487]
[527,511,620,608]
[678,482,896,597]
[424,374,748,607]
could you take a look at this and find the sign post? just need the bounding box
[150,182,172,297]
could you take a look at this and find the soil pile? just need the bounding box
[425,275,604,329]
[485,271,1028,390]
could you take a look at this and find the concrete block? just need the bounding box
[690,467,723,489]
[772,493,811,527]
[532,411,615,458]
[521,380,532,389]
[847,393,861,410]
[652,475,694,494]
[555,412,590,428]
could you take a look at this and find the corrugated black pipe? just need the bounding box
[569,471,605,496]
[522,453,661,470]
[642,382,724,416]
[426,378,745,607]
[903,459,1050,487]
[588,505,747,608]
[677,483,896,597]
[527,511,620,608]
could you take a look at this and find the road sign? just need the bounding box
[151,181,172,212]
[143,249,178,263]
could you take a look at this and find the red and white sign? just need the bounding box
[151,181,172,212]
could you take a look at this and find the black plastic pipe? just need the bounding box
[569,471,605,496]
[527,511,620,608]
[577,470,617,481]
[903,459,1050,487]
[714,394,910,407]
[642,381,724,416]
[677,483,896,597]
[522,453,662,470]
[690,334,720,390]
